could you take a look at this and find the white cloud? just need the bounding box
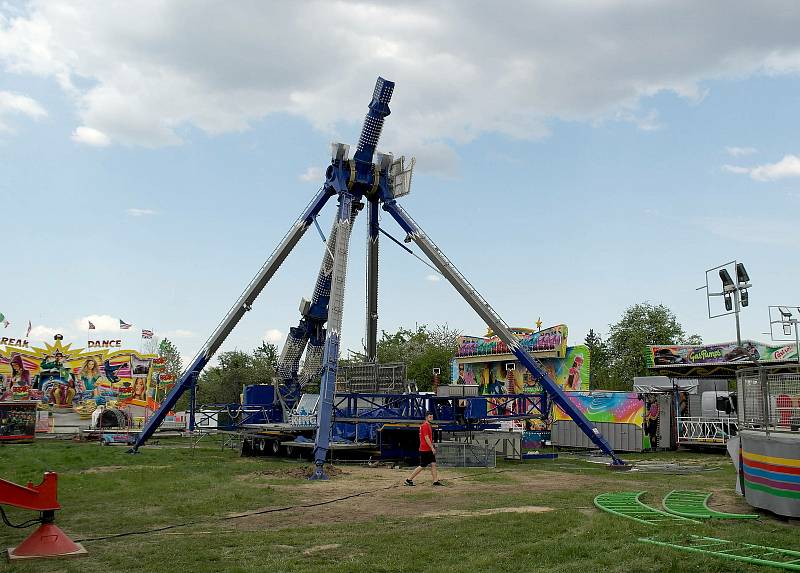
[750,155,800,181]
[263,329,284,344]
[27,324,62,341]
[0,90,46,132]
[721,164,751,175]
[299,166,323,182]
[71,125,110,146]
[614,108,662,131]
[723,154,800,181]
[726,146,757,157]
[162,329,195,338]
[425,274,441,282]
[126,208,157,217]
[3,2,800,164]
[74,314,121,332]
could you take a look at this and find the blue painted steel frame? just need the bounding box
[381,199,624,465]
[311,193,352,475]
[311,78,395,478]
[130,75,623,467]
[129,185,335,452]
[331,392,548,423]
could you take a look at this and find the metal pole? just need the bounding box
[795,320,799,364]
[733,289,742,346]
[365,197,380,362]
[189,374,197,432]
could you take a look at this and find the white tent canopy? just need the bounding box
[633,375,699,394]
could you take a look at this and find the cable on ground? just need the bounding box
[72,466,513,543]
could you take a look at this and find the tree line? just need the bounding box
[585,302,701,390]
[171,302,700,405]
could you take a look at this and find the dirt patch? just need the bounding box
[705,490,761,516]
[222,462,714,533]
[230,465,582,532]
[422,506,553,518]
[632,461,725,474]
[238,465,349,481]
[80,464,170,474]
[303,544,341,555]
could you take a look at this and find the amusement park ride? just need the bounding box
[130,77,625,475]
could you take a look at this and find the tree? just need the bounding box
[604,302,701,389]
[140,335,161,356]
[158,338,183,383]
[584,329,611,390]
[684,334,704,345]
[253,341,279,373]
[350,324,461,391]
[195,345,277,406]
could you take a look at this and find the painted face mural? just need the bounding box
[451,346,591,393]
[0,339,166,410]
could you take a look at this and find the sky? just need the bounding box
[2,1,800,368]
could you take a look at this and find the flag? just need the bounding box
[0,312,8,328]
[142,329,153,339]
[120,319,132,330]
[26,320,31,337]
[88,320,96,330]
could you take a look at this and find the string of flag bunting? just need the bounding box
[0,311,155,341]
[0,312,32,337]
[88,318,153,339]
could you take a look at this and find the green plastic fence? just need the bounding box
[640,535,800,571]
[662,490,759,520]
[594,491,699,526]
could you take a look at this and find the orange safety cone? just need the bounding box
[7,512,87,560]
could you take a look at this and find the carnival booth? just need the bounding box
[551,391,647,452]
[450,325,588,395]
[645,340,800,450]
[730,365,800,518]
[449,325,650,454]
[0,335,170,436]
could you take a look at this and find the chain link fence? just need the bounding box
[435,442,496,468]
[737,366,800,433]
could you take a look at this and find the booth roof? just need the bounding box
[632,375,699,394]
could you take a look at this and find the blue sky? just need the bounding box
[2,2,800,366]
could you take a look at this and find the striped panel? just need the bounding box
[745,466,800,485]
[743,451,800,469]
[743,451,800,500]
[744,457,800,476]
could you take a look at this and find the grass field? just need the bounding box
[1,438,798,572]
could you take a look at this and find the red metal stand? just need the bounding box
[1,472,87,560]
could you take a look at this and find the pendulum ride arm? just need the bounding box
[275,209,339,407]
[362,78,394,363]
[382,200,625,465]
[365,197,380,362]
[311,192,356,476]
[311,77,394,478]
[129,186,335,452]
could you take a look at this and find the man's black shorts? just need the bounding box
[419,450,436,467]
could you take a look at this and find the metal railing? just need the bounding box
[435,442,496,468]
[676,416,738,445]
[737,366,800,434]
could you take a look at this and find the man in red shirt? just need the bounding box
[405,411,443,486]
